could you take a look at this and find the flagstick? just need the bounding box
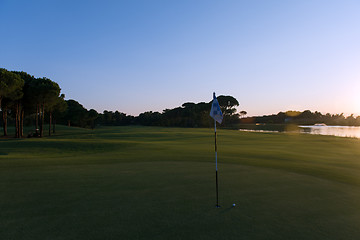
[215,119,220,208]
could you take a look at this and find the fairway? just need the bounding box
[1,126,360,239]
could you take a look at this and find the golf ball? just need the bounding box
[232,203,236,207]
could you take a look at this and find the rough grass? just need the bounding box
[1,125,360,239]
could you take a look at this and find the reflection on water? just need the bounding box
[299,125,360,138]
[239,129,278,133]
[238,124,360,139]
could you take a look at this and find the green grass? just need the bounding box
[1,125,360,239]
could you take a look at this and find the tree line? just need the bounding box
[61,96,241,128]
[0,69,66,138]
[4,68,358,139]
[249,110,360,126]
[1,68,242,138]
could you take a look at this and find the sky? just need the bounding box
[1,0,360,117]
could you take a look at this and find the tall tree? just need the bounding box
[63,100,88,127]
[215,95,240,126]
[52,94,67,134]
[33,78,61,137]
[239,111,247,118]
[26,78,43,132]
[13,71,37,137]
[0,69,24,136]
[88,109,98,129]
[11,87,24,138]
[49,94,67,135]
[216,95,239,116]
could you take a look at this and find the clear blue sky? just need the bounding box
[1,0,360,116]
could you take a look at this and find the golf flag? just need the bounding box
[210,92,223,124]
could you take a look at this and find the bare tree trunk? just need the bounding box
[36,104,39,131]
[18,105,21,138]
[39,105,42,137]
[15,103,19,138]
[15,104,23,138]
[53,118,56,134]
[49,113,51,136]
[17,103,22,138]
[21,109,24,137]
[40,103,45,137]
[2,107,7,136]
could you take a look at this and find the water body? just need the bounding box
[238,125,360,139]
[299,125,360,138]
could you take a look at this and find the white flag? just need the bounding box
[210,92,223,124]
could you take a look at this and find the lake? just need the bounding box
[238,124,360,139]
[299,125,360,138]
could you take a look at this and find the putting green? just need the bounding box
[1,126,360,239]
